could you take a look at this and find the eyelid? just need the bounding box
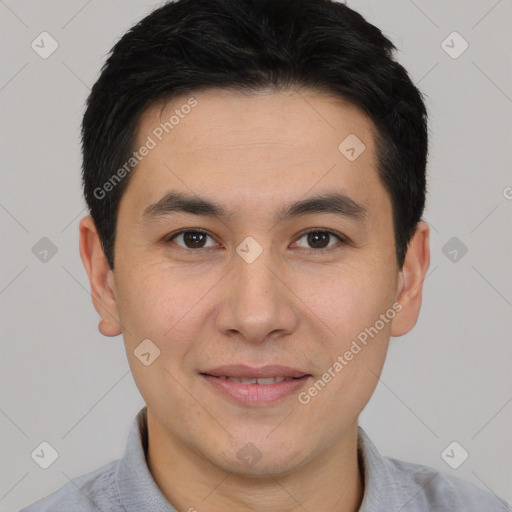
[165,228,350,251]
[292,228,349,251]
[165,228,219,249]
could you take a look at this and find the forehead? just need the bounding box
[123,89,387,222]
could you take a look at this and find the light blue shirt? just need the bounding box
[20,406,511,511]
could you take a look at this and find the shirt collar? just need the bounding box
[116,406,398,511]
[116,406,177,511]
[356,426,401,511]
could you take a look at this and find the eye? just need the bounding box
[166,229,218,250]
[293,229,347,251]
[165,228,348,252]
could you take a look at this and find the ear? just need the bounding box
[391,220,430,337]
[79,215,122,337]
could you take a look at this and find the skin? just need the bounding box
[80,88,430,512]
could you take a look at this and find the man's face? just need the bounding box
[108,89,402,475]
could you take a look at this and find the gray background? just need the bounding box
[1,0,511,510]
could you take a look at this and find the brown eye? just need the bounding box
[294,230,345,250]
[168,230,217,249]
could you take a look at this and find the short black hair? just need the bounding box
[81,0,429,270]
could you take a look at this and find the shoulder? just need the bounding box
[386,456,512,511]
[19,459,121,512]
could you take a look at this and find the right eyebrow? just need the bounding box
[141,191,233,223]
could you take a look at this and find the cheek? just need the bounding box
[116,268,208,413]
[298,281,393,432]
[293,260,396,342]
[114,263,224,394]
[296,262,396,400]
[115,263,209,341]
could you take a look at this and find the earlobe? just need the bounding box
[79,215,122,337]
[391,221,430,338]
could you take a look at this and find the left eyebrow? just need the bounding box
[140,190,368,224]
[275,192,368,223]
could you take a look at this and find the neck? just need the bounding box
[145,411,364,512]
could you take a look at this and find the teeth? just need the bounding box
[224,376,288,385]
[257,377,285,385]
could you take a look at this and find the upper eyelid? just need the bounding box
[167,228,348,248]
[166,228,215,244]
[294,228,347,243]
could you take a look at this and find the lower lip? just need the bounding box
[201,375,311,406]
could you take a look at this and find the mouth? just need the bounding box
[199,365,312,406]
[200,364,311,380]
[201,375,306,385]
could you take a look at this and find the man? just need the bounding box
[21,0,511,510]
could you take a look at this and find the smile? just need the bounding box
[200,371,312,406]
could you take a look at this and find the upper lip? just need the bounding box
[200,364,311,379]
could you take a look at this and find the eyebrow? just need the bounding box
[141,190,368,224]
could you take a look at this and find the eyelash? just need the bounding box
[165,228,349,254]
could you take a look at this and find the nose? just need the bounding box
[214,242,300,344]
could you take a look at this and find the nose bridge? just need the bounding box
[215,236,298,342]
[235,240,276,299]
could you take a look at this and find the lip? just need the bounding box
[200,365,312,406]
[200,364,310,379]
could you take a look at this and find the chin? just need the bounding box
[224,456,306,479]
[209,437,310,478]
